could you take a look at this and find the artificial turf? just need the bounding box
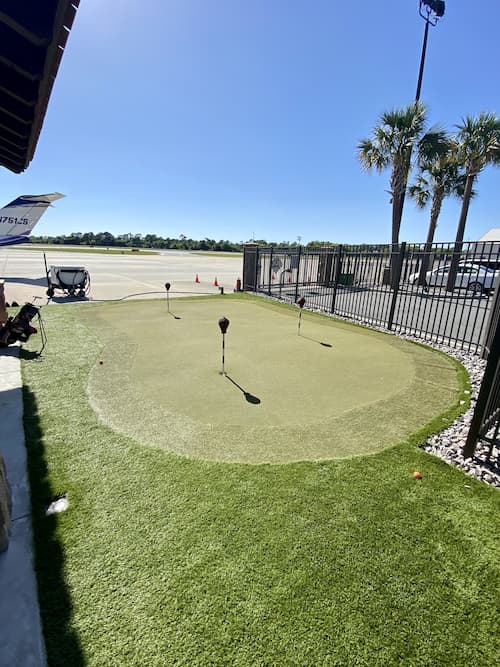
[20,296,500,667]
[79,296,459,462]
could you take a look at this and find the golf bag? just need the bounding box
[0,303,40,347]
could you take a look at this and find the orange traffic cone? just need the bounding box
[214,277,219,287]
[195,274,200,283]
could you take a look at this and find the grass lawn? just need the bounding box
[10,245,157,255]
[21,296,500,666]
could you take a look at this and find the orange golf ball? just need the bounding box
[413,471,422,479]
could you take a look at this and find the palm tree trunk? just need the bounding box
[390,163,408,287]
[418,190,443,286]
[390,159,409,245]
[446,172,475,292]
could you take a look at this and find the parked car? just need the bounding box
[408,262,500,294]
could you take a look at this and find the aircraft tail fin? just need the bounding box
[0,193,64,246]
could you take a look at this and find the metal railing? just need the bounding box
[243,241,500,356]
[464,282,500,458]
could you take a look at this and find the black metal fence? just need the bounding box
[464,283,500,458]
[243,241,500,356]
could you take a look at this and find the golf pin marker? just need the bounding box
[165,282,171,312]
[297,296,306,335]
[218,316,230,375]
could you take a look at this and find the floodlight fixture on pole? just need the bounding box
[165,282,171,311]
[297,296,306,335]
[416,1,445,101]
[218,316,230,375]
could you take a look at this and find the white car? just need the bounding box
[408,262,499,294]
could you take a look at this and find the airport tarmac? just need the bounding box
[0,247,243,305]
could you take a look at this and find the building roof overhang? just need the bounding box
[0,1,80,173]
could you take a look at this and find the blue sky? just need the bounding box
[1,0,498,244]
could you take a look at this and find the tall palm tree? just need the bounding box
[357,102,427,249]
[409,130,468,285]
[446,113,500,291]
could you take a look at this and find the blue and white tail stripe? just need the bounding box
[0,235,31,246]
[0,192,64,246]
[6,195,64,208]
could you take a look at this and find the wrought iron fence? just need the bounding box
[464,281,500,458]
[243,241,500,355]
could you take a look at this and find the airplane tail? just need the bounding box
[0,193,64,246]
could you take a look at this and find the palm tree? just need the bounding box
[446,113,500,292]
[357,102,427,250]
[409,130,468,285]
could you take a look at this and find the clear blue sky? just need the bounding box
[1,0,498,244]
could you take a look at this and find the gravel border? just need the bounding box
[395,338,499,488]
[260,294,500,488]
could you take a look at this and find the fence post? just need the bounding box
[294,245,302,302]
[481,277,500,359]
[330,245,343,314]
[267,247,274,296]
[463,317,500,457]
[254,245,260,291]
[387,242,406,331]
[242,243,258,291]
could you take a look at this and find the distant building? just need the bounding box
[478,229,500,256]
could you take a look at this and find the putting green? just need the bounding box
[79,296,461,463]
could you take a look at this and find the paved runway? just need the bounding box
[0,247,243,304]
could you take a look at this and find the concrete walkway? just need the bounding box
[0,346,47,667]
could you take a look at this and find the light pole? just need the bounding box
[416,1,445,102]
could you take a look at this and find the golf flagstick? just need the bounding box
[218,316,230,375]
[297,296,306,335]
[165,282,171,312]
[222,334,225,374]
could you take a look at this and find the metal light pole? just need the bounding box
[415,1,445,102]
[390,2,446,290]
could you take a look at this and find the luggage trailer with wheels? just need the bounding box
[44,253,90,298]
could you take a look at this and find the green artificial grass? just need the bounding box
[78,296,460,462]
[20,297,500,667]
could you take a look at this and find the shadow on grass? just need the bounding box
[22,385,85,667]
[225,375,261,404]
[19,348,42,361]
[299,334,332,348]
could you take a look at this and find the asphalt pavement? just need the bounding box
[0,247,243,305]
